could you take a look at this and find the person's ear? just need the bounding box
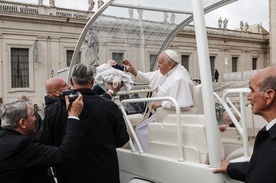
[18,118,27,129]
[91,79,94,86]
[52,89,59,97]
[70,77,73,86]
[168,61,174,69]
[265,89,275,103]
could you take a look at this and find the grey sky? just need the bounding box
[7,0,269,30]
[205,0,269,30]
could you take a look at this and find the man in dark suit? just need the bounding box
[57,63,129,183]
[0,97,2,131]
[213,66,276,182]
[37,77,71,146]
[0,94,84,183]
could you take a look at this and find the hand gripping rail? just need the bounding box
[118,97,184,162]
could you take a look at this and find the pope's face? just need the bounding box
[158,53,171,75]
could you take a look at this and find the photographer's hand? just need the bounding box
[66,94,83,117]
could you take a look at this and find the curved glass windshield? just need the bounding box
[69,0,237,76]
[67,0,238,168]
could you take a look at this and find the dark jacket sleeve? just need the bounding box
[34,111,43,133]
[22,119,83,168]
[101,92,112,100]
[227,162,249,182]
[107,102,129,147]
[92,84,105,95]
[112,64,125,71]
[36,102,68,146]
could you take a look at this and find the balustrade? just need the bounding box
[0,0,89,19]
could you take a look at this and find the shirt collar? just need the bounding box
[165,64,179,77]
[266,118,276,131]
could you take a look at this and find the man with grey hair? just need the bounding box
[0,94,84,183]
[56,63,129,183]
[123,49,194,152]
[213,66,276,182]
[0,97,2,131]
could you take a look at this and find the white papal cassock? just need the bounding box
[135,64,194,152]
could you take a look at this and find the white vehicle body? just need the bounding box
[68,0,267,182]
[116,88,266,183]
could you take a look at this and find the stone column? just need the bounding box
[270,0,276,64]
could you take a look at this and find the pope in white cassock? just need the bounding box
[122,50,194,152]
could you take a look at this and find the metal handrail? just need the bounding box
[117,88,153,96]
[118,96,184,162]
[221,88,251,160]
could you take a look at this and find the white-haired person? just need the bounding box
[122,49,194,152]
[0,94,84,183]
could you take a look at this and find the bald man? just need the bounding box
[44,77,70,110]
[213,66,276,182]
[37,78,70,181]
[45,77,70,98]
[37,77,70,144]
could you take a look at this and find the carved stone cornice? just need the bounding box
[0,11,87,27]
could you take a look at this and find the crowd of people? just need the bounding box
[1,49,276,182]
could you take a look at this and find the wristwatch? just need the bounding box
[108,89,117,96]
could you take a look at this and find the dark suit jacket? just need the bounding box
[36,99,68,146]
[0,119,83,183]
[227,124,276,182]
[57,88,129,183]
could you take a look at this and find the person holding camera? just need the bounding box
[0,94,84,183]
[36,77,77,182]
[36,77,71,146]
[39,63,129,183]
[54,63,129,183]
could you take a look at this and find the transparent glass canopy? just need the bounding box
[69,0,237,73]
[69,0,238,167]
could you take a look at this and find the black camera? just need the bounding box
[60,90,80,104]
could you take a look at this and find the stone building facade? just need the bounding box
[0,0,270,112]
[171,26,269,81]
[0,1,89,108]
[270,0,276,64]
